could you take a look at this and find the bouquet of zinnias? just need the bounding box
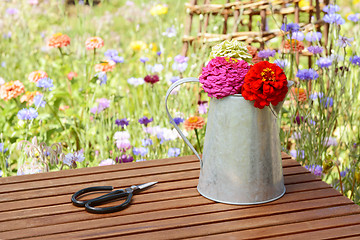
[199,40,288,109]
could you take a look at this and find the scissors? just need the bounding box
[71,181,157,214]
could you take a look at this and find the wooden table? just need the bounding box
[1,153,360,239]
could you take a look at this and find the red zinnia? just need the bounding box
[241,61,288,109]
[144,75,159,85]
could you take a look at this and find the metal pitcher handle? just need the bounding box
[165,77,203,166]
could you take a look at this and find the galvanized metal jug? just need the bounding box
[165,77,293,205]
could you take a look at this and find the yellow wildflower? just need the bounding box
[299,0,310,8]
[149,43,157,52]
[150,4,168,16]
[130,41,147,51]
[353,0,360,5]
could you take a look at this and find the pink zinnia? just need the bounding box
[28,70,48,83]
[85,37,104,50]
[199,57,250,99]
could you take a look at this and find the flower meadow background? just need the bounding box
[1,0,360,204]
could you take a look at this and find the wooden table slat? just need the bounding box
[262,223,360,240]
[189,214,360,240]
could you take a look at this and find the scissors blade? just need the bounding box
[137,181,158,190]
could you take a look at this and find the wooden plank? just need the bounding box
[15,198,358,240]
[181,0,197,56]
[0,187,342,234]
[262,224,360,240]
[189,214,360,239]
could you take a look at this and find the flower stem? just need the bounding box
[335,164,344,195]
[194,128,201,152]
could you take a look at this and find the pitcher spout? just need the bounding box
[272,80,294,115]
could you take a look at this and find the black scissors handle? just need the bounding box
[86,190,133,214]
[71,186,133,214]
[71,186,114,207]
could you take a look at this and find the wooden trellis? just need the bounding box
[182,0,329,59]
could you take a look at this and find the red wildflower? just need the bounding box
[67,72,78,81]
[144,75,159,85]
[241,61,288,109]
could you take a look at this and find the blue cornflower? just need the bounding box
[323,13,345,25]
[340,170,347,177]
[323,4,340,14]
[305,32,322,42]
[3,32,11,39]
[308,46,323,54]
[142,138,153,147]
[140,57,149,63]
[337,36,353,48]
[33,94,46,108]
[36,78,53,91]
[133,147,148,156]
[104,49,118,58]
[168,148,181,157]
[316,57,333,68]
[257,49,276,58]
[171,117,184,125]
[112,56,124,63]
[104,49,124,63]
[350,56,360,66]
[138,116,153,126]
[95,72,107,85]
[304,165,323,177]
[289,149,304,159]
[320,97,334,108]
[64,150,85,167]
[281,23,300,32]
[287,31,304,41]
[115,118,129,128]
[169,76,180,83]
[310,92,324,100]
[162,25,177,38]
[0,143,8,154]
[157,51,162,56]
[274,59,288,69]
[17,108,38,121]
[296,69,319,80]
[347,13,360,22]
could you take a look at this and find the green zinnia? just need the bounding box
[209,39,252,63]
